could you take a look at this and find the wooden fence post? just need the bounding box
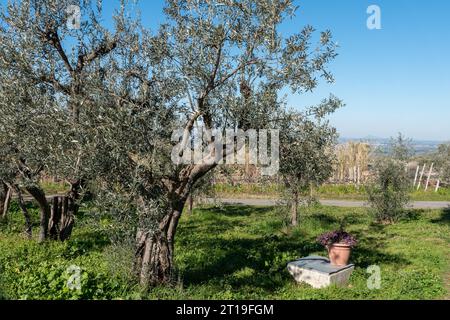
[435,179,440,193]
[417,164,426,190]
[413,165,420,187]
[425,163,434,191]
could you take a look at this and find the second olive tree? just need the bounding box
[367,134,413,223]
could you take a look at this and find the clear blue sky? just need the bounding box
[135,0,450,141]
[281,0,450,142]
[3,0,449,141]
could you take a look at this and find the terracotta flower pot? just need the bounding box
[327,243,351,266]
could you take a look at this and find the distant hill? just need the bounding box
[338,137,447,155]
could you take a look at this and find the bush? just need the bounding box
[366,159,411,223]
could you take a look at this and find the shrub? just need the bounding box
[366,159,411,223]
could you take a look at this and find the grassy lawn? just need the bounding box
[214,183,450,202]
[39,181,71,194]
[0,202,449,300]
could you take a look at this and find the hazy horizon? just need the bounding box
[339,135,449,143]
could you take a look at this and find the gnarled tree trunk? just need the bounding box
[135,227,173,286]
[67,180,83,215]
[134,199,185,287]
[26,185,50,242]
[49,196,75,241]
[134,153,216,287]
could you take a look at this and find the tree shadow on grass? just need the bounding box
[350,223,410,269]
[308,211,367,228]
[401,209,425,222]
[63,230,111,258]
[351,247,410,269]
[178,205,410,292]
[309,213,340,227]
[181,205,274,235]
[431,207,450,225]
[180,234,314,289]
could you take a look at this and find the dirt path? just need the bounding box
[15,193,450,209]
[213,198,450,209]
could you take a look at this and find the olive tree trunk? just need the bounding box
[187,194,193,215]
[48,196,75,241]
[67,180,83,215]
[291,191,299,226]
[133,150,216,287]
[134,198,186,287]
[25,186,50,242]
[0,181,12,220]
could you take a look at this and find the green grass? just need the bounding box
[0,203,138,300]
[0,201,449,300]
[214,183,450,202]
[40,181,70,194]
[213,182,283,199]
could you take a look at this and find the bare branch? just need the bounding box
[40,27,74,75]
[76,38,118,72]
[214,59,258,90]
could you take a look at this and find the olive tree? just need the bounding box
[0,71,63,238]
[367,135,413,223]
[1,0,340,286]
[74,0,339,285]
[387,133,414,162]
[279,99,341,226]
[367,159,411,223]
[128,0,338,285]
[0,0,135,241]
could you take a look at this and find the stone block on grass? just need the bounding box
[287,256,354,289]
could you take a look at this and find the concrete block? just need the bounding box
[287,256,354,289]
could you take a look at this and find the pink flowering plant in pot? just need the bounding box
[317,230,357,266]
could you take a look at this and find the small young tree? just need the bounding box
[387,133,414,162]
[279,100,341,226]
[367,159,411,223]
[367,134,413,223]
